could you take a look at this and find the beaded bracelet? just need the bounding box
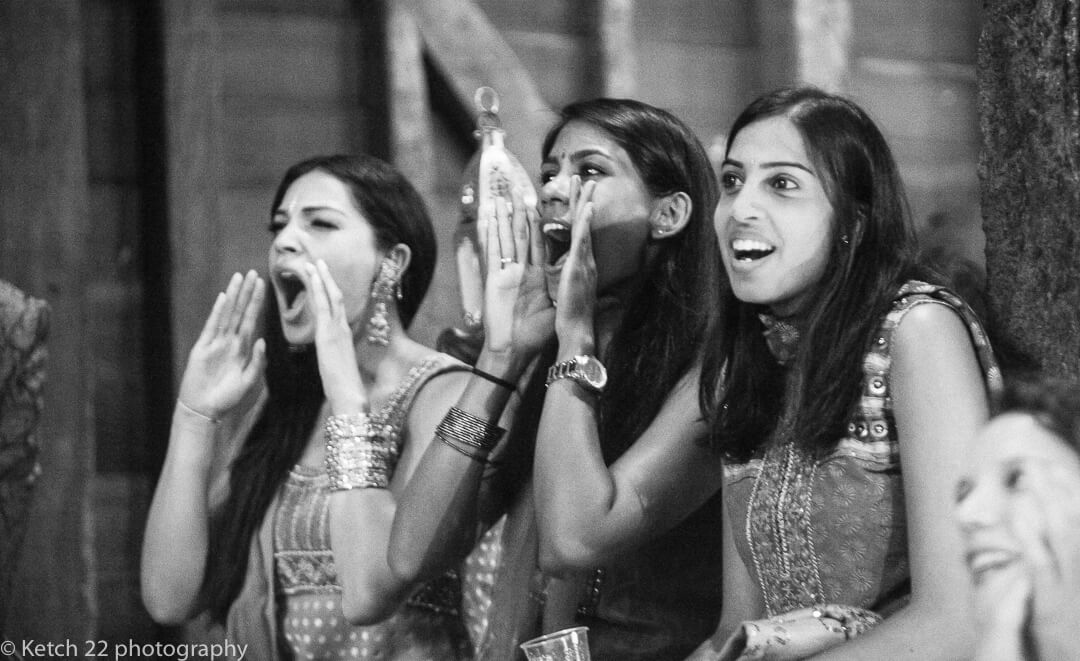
[325,412,400,490]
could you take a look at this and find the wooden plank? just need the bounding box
[403,0,553,181]
[162,0,226,378]
[853,0,980,64]
[598,0,637,97]
[0,0,94,639]
[387,4,436,199]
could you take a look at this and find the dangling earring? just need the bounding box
[366,260,398,346]
[840,234,850,245]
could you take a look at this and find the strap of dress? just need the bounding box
[374,353,469,430]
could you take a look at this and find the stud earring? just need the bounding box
[366,260,398,346]
[840,234,850,245]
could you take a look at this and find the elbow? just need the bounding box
[340,580,402,626]
[386,544,430,585]
[141,584,194,626]
[537,536,603,575]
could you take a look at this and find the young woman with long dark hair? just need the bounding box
[688,87,1001,660]
[390,98,726,660]
[141,154,507,659]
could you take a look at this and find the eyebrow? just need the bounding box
[543,148,612,165]
[272,205,347,216]
[722,158,816,175]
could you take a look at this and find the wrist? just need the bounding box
[474,351,529,383]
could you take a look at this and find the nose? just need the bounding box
[539,169,570,218]
[727,183,760,224]
[954,480,1001,533]
[271,218,303,255]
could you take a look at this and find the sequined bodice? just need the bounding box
[272,354,470,660]
[725,282,1001,617]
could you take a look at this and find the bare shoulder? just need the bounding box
[891,300,975,364]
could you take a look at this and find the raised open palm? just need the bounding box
[482,187,554,359]
[177,270,267,421]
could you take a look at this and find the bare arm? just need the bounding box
[141,271,266,624]
[806,302,988,660]
[684,489,765,660]
[328,369,477,624]
[533,176,725,571]
[390,188,553,583]
[534,365,726,571]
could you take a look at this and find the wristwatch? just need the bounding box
[545,354,608,393]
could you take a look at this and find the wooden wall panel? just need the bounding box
[853,0,980,64]
[636,0,755,47]
[0,0,93,639]
[220,13,357,102]
[163,0,226,376]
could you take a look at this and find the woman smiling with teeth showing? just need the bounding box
[688,87,1001,660]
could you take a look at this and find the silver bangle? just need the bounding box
[324,413,400,490]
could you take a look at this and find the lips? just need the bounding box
[965,547,1021,582]
[542,220,572,266]
[731,238,776,262]
[273,268,308,319]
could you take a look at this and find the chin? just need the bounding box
[279,318,314,346]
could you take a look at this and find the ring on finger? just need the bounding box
[500,257,514,266]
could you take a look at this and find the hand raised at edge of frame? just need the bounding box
[177,270,267,421]
[305,259,367,415]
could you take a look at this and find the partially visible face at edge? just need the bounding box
[955,412,1080,591]
[267,170,383,345]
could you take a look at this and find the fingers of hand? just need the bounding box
[238,277,266,341]
[496,195,515,267]
[227,270,260,334]
[303,261,331,320]
[485,203,501,275]
[510,186,530,266]
[315,259,346,318]
[200,291,228,341]
[528,203,545,266]
[1012,496,1057,584]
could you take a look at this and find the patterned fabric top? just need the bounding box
[273,353,470,660]
[724,281,1001,617]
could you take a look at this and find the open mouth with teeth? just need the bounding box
[731,238,776,262]
[276,271,307,313]
[542,221,572,266]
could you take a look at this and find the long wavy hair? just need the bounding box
[701,87,926,462]
[203,154,437,622]
[541,98,719,461]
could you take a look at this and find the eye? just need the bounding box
[1004,465,1025,490]
[268,218,286,234]
[539,166,558,185]
[770,174,799,191]
[719,171,742,193]
[954,478,973,504]
[577,163,604,180]
[310,217,337,230]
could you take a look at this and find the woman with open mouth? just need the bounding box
[688,86,1001,660]
[955,378,1080,661]
[391,98,726,660]
[141,154,506,660]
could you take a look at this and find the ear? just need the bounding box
[649,191,692,239]
[384,243,412,277]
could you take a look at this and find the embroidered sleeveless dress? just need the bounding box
[724,281,1001,617]
[273,353,471,660]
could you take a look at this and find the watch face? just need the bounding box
[578,355,608,389]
